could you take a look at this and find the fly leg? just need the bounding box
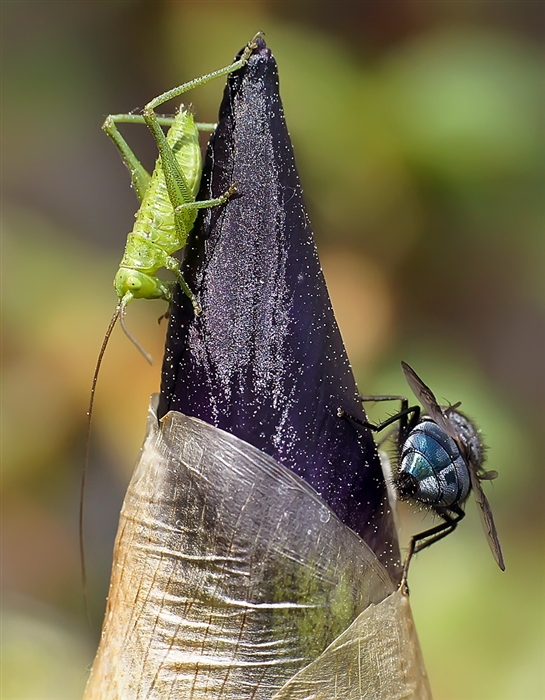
[401,508,465,592]
[338,397,421,437]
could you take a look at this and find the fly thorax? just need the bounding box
[447,409,485,469]
[399,420,471,508]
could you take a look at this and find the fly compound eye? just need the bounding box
[127,275,142,291]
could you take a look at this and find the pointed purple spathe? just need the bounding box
[159,38,399,575]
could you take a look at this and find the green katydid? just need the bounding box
[81,35,260,620]
[102,34,260,361]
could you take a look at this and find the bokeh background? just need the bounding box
[2,1,543,698]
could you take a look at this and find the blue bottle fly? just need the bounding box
[340,361,505,579]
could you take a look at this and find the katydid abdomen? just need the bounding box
[115,110,202,304]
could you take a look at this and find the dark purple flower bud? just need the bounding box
[159,37,399,576]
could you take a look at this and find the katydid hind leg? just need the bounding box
[174,184,238,218]
[144,34,260,114]
[143,106,193,214]
[140,34,260,207]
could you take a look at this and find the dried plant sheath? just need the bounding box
[272,589,432,699]
[84,399,430,699]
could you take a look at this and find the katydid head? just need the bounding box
[115,267,164,300]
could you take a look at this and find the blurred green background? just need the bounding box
[2,1,543,698]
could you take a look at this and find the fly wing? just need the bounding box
[401,362,459,442]
[468,464,506,570]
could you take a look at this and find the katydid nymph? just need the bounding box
[102,34,260,362]
[81,35,260,618]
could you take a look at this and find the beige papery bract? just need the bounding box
[84,398,432,699]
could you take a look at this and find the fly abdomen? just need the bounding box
[399,420,471,509]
